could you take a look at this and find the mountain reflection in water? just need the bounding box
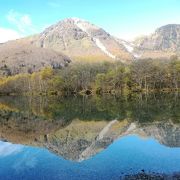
[0,93,179,179]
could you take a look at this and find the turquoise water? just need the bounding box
[0,94,180,179]
[0,135,180,180]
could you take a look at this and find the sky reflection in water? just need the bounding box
[0,135,180,180]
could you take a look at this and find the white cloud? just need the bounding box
[0,27,20,43]
[7,10,37,35]
[0,141,23,157]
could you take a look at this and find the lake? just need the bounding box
[0,93,180,180]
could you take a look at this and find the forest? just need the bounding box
[0,58,179,96]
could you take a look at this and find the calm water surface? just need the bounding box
[0,93,179,180]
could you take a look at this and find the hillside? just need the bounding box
[31,18,133,62]
[0,40,71,76]
[0,20,180,77]
[134,24,180,59]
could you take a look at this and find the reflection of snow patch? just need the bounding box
[93,38,116,59]
[0,141,23,157]
[126,123,136,133]
[97,120,118,140]
[79,120,118,161]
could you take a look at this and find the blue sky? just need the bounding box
[0,0,180,42]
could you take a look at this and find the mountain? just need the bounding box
[30,18,133,62]
[138,122,180,147]
[134,24,180,59]
[0,40,71,76]
[0,19,180,74]
[136,24,180,51]
[28,20,180,61]
[0,109,179,161]
[42,120,180,161]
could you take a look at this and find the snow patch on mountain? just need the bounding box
[93,38,116,59]
[73,18,116,59]
[121,41,134,53]
[133,53,142,58]
[73,18,89,33]
[73,17,99,35]
[120,40,142,59]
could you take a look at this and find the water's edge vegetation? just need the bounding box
[0,58,179,96]
[0,93,179,124]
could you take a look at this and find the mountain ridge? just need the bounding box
[21,20,180,61]
[0,18,179,75]
[134,24,180,59]
[31,18,134,62]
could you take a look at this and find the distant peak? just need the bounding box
[161,24,180,27]
[72,18,94,26]
[71,17,86,22]
[156,24,180,32]
[62,17,87,23]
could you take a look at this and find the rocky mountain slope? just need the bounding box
[32,20,180,61]
[134,24,180,59]
[136,24,180,51]
[0,20,180,76]
[31,18,133,62]
[0,40,70,76]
